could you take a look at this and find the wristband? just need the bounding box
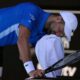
[24,61,35,73]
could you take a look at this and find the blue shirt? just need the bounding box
[0,2,50,46]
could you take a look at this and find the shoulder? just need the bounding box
[16,2,43,14]
[17,2,39,9]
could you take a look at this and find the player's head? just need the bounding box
[46,11,78,42]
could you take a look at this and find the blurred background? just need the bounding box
[0,0,80,80]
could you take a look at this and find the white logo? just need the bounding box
[29,13,36,21]
[62,66,77,77]
[28,20,32,23]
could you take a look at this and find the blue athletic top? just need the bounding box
[0,2,50,46]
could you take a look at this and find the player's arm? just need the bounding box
[17,24,43,77]
[17,24,31,62]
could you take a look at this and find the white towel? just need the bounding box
[35,34,64,78]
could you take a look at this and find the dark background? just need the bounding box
[0,0,80,80]
[0,0,80,10]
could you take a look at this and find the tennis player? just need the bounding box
[0,2,78,78]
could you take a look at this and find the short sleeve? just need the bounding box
[20,13,36,31]
[19,3,40,31]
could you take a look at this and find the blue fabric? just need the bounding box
[0,31,18,46]
[0,2,50,46]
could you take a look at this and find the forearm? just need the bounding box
[17,39,31,63]
[17,24,31,63]
[17,39,35,74]
[17,25,36,75]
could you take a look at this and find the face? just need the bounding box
[47,15,65,37]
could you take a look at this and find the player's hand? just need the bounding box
[28,69,44,78]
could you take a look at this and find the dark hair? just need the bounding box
[51,13,60,16]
